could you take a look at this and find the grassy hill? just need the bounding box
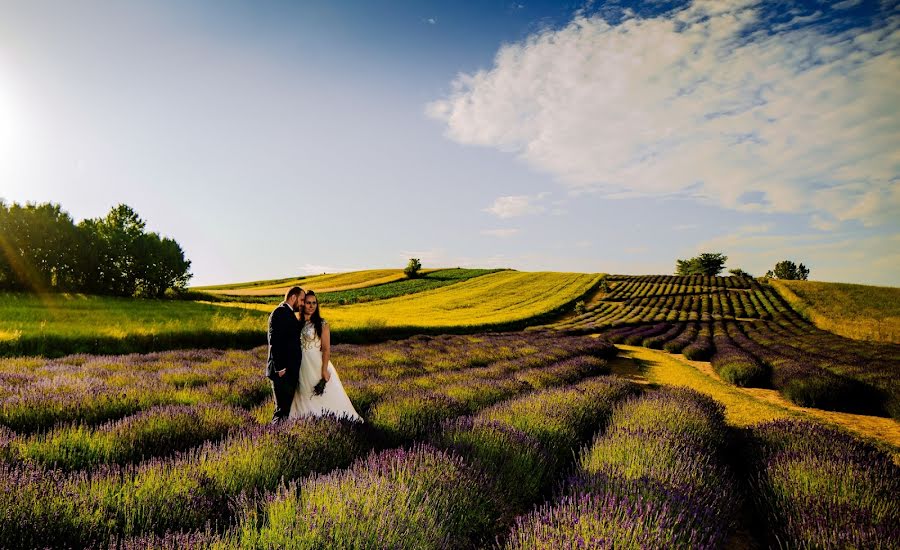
[770,280,900,344]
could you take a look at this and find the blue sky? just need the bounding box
[1,0,897,286]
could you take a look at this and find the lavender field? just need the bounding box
[0,330,897,549]
[550,275,900,420]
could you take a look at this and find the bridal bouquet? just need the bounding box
[312,377,327,396]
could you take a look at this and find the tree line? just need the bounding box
[0,201,191,297]
[675,252,809,280]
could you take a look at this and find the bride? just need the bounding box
[289,290,362,422]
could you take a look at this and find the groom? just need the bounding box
[266,286,305,423]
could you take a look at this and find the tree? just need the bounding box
[404,258,422,279]
[675,253,728,276]
[137,234,192,297]
[766,260,809,280]
[85,204,147,296]
[0,201,80,292]
[0,200,192,297]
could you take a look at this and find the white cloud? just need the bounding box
[833,0,864,9]
[481,228,520,238]
[484,192,549,218]
[427,1,900,228]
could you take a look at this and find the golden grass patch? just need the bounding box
[771,279,900,344]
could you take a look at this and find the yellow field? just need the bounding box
[771,280,900,344]
[203,269,430,296]
[215,271,602,330]
[614,345,900,461]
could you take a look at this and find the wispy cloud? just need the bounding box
[481,228,520,238]
[833,0,864,9]
[427,0,900,228]
[484,192,549,218]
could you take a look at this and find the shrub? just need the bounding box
[403,258,422,278]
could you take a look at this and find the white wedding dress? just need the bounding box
[289,320,362,422]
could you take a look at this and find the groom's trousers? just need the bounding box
[271,379,298,423]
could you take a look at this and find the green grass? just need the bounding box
[771,280,900,344]
[0,292,268,357]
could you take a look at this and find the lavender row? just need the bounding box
[735,321,889,416]
[505,387,738,549]
[211,377,638,549]
[0,403,252,471]
[745,419,900,548]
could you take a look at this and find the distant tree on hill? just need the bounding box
[404,258,422,279]
[729,268,753,278]
[675,253,728,276]
[0,200,191,296]
[766,260,809,280]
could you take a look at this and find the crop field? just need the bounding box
[0,332,896,549]
[546,275,900,420]
[771,279,900,344]
[220,270,602,335]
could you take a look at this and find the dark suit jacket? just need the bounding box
[266,303,302,383]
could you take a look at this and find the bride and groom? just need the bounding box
[266,286,361,423]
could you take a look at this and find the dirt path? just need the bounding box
[611,344,900,461]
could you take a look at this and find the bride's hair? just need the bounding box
[303,290,324,338]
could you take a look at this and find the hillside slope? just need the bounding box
[218,271,602,333]
[771,280,900,344]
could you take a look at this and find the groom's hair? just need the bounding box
[285,286,304,301]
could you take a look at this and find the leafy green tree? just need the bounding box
[766,260,809,280]
[404,258,422,279]
[0,201,80,291]
[675,252,728,276]
[86,204,147,296]
[137,234,192,297]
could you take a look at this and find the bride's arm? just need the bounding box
[321,322,332,382]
